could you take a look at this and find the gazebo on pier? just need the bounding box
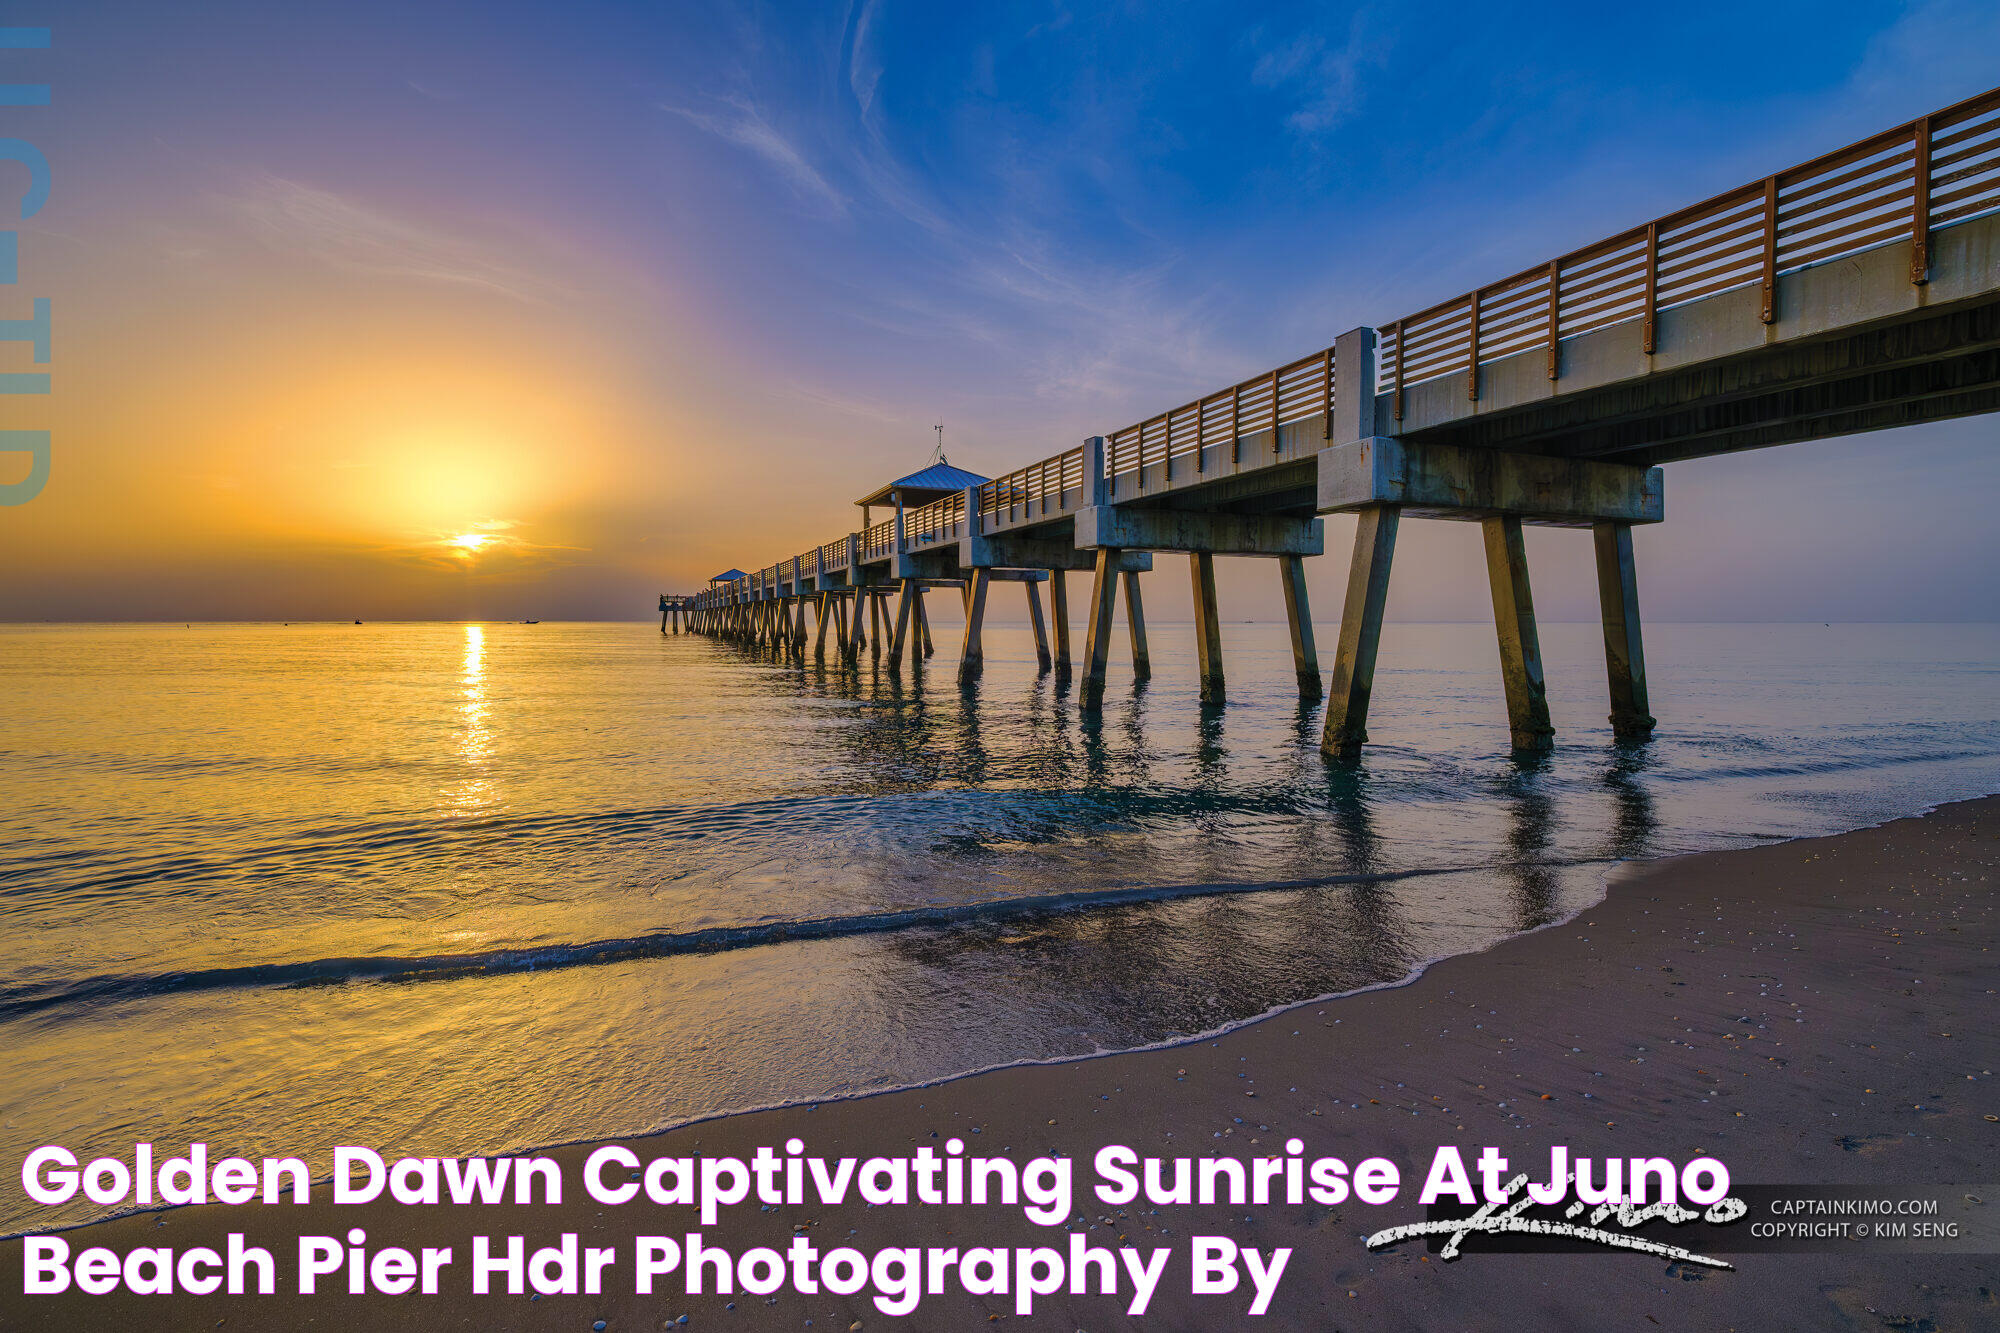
[853,458,990,530]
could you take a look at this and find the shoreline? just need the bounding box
[0,854,1624,1028]
[5,795,1996,1328]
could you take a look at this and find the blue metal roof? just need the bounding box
[709,568,747,582]
[894,461,990,491]
[854,459,991,507]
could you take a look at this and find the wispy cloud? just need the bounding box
[846,0,884,123]
[1251,10,1393,135]
[226,175,559,302]
[663,96,847,213]
[1845,0,2000,113]
[779,381,913,425]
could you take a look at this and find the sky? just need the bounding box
[2,0,1998,623]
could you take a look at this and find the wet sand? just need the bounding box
[5,796,1996,1330]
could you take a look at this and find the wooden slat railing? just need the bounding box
[904,490,966,548]
[977,445,1086,532]
[1379,86,2000,407]
[1103,346,1333,498]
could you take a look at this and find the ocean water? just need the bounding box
[2,618,1997,1231]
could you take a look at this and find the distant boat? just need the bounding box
[524,619,540,624]
[354,619,362,625]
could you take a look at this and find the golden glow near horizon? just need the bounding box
[1,185,732,619]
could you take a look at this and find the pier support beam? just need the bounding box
[1075,507,1322,557]
[915,587,935,657]
[814,594,831,662]
[1081,547,1119,708]
[1322,506,1399,757]
[1189,552,1224,705]
[1024,579,1051,672]
[890,580,915,671]
[1049,572,1071,673]
[1279,554,1321,698]
[959,569,991,682]
[1318,436,1662,527]
[1593,521,1656,738]
[1482,514,1556,753]
[1120,571,1150,681]
[847,586,868,664]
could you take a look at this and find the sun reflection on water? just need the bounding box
[445,623,494,815]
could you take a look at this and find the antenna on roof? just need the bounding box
[931,421,946,466]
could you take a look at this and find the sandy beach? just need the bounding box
[5,795,1995,1331]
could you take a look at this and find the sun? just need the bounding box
[439,521,516,557]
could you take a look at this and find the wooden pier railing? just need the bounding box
[903,490,967,550]
[1105,346,1333,500]
[977,445,1086,531]
[1379,86,2000,412]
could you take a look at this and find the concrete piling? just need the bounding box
[847,585,868,664]
[959,568,991,682]
[915,589,935,658]
[1482,514,1556,753]
[1024,578,1051,672]
[1322,506,1399,757]
[1189,552,1223,705]
[1081,547,1119,708]
[891,580,916,671]
[1048,571,1071,673]
[1593,521,1656,738]
[1120,571,1150,681]
[1279,554,1320,699]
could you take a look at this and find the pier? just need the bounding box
[668,87,2000,755]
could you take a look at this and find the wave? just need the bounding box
[0,778,1406,901]
[0,855,1610,1020]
